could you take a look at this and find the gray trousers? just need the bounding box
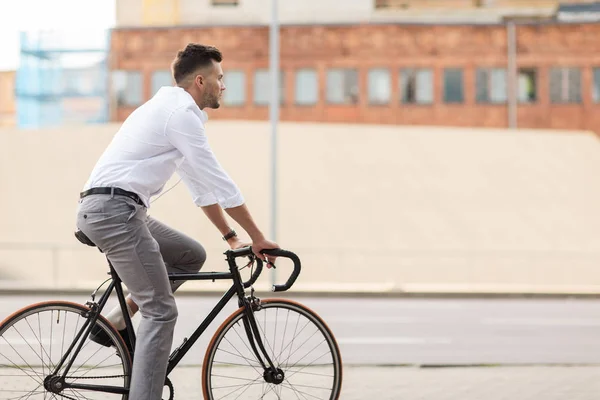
[76,194,206,400]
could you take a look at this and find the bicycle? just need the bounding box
[0,230,343,399]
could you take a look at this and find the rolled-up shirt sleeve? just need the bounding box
[166,106,245,208]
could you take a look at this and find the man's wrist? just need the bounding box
[222,229,237,241]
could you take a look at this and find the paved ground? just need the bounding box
[167,365,600,400]
[4,294,600,365]
[3,295,600,399]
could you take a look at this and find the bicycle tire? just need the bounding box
[202,298,343,400]
[0,300,132,399]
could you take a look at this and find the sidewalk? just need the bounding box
[167,365,600,400]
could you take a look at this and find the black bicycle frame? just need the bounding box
[57,247,301,396]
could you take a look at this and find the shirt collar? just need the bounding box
[176,86,209,124]
[199,109,209,123]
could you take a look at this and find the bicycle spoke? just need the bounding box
[216,345,263,370]
[230,322,264,367]
[254,316,279,366]
[214,376,263,400]
[279,368,334,378]
[276,317,313,367]
[1,386,47,400]
[279,381,326,400]
[279,310,290,367]
[284,341,327,371]
[9,323,52,372]
[0,335,45,383]
[68,342,113,378]
[279,329,322,369]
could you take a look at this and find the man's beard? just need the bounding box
[205,93,220,109]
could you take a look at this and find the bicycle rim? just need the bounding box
[0,301,131,399]
[202,298,343,400]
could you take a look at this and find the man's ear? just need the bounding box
[195,74,204,88]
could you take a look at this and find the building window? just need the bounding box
[112,70,143,107]
[222,70,245,106]
[151,70,173,96]
[212,0,239,5]
[374,0,405,9]
[253,69,284,106]
[476,68,507,104]
[444,68,464,103]
[295,68,318,105]
[400,68,433,104]
[593,68,600,103]
[326,68,359,104]
[368,68,391,105]
[518,68,537,103]
[549,67,581,104]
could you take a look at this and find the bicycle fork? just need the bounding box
[240,297,285,385]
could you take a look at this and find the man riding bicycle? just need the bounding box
[76,43,279,400]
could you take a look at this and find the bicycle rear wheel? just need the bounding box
[0,301,132,399]
[202,298,343,400]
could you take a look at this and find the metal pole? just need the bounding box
[507,21,517,129]
[269,0,279,286]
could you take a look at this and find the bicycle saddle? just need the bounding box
[74,229,97,247]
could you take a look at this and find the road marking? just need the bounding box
[481,317,600,327]
[327,317,419,324]
[337,337,453,345]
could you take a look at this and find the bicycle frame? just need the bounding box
[54,247,300,396]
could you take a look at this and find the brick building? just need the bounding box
[0,71,16,127]
[109,0,600,132]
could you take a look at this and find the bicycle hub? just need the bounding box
[43,375,64,394]
[263,368,285,384]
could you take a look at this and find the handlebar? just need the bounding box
[226,247,302,292]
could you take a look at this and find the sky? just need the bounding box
[0,0,116,71]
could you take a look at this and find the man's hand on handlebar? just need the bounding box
[227,236,251,251]
[251,237,279,268]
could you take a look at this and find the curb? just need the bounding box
[1,285,600,299]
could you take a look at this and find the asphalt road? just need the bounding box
[1,294,599,366]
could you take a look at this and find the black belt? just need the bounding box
[80,187,145,206]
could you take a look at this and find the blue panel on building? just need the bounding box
[16,30,111,129]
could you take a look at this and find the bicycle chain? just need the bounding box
[65,374,127,379]
[47,375,128,400]
[53,375,174,400]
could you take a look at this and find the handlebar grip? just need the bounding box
[261,248,301,292]
[226,247,301,292]
[244,257,263,288]
[228,246,254,258]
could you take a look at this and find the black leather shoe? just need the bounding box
[89,324,133,354]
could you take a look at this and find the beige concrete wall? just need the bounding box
[1,121,600,294]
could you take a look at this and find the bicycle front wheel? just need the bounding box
[0,301,132,399]
[202,298,343,400]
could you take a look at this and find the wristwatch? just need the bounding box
[222,229,237,241]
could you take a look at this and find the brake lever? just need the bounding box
[266,260,277,269]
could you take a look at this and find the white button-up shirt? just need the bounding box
[83,86,244,209]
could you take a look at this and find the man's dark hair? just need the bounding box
[172,43,223,85]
